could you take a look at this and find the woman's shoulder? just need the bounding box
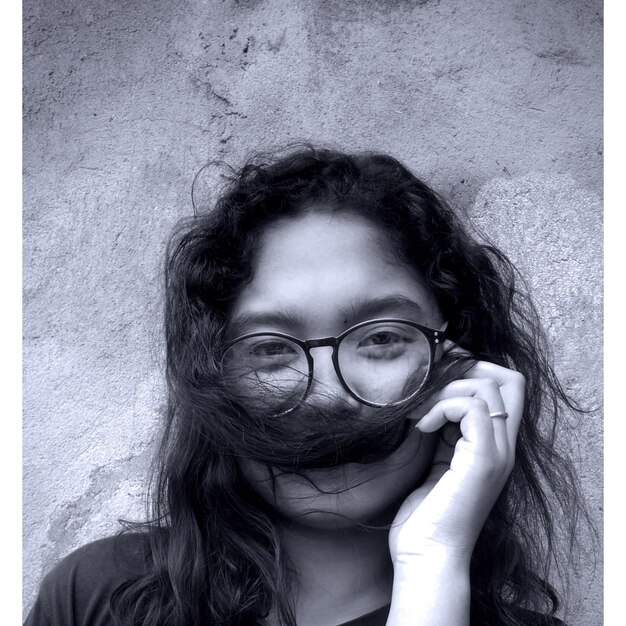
[24,532,152,626]
[37,532,151,591]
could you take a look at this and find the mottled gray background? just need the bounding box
[23,0,603,622]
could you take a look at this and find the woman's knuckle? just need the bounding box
[482,377,500,393]
[510,370,526,388]
[469,397,490,413]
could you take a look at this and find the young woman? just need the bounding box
[26,146,586,625]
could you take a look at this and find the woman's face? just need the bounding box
[228,210,445,528]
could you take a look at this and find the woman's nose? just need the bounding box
[307,346,361,408]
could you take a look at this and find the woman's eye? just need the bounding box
[250,341,297,358]
[360,331,404,347]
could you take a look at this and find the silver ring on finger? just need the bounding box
[489,411,509,419]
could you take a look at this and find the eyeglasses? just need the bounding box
[221,318,446,415]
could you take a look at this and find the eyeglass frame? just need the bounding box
[221,318,448,411]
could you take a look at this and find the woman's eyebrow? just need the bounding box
[227,309,304,336]
[228,295,430,337]
[342,294,429,323]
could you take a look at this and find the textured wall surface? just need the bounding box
[23,0,603,621]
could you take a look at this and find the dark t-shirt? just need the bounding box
[24,534,389,626]
[25,534,564,626]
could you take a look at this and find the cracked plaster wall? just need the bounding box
[23,0,603,622]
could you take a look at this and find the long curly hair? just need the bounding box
[110,145,588,625]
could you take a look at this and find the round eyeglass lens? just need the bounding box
[222,335,309,413]
[338,321,432,406]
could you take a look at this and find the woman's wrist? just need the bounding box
[392,533,474,571]
[387,555,471,626]
[392,550,471,587]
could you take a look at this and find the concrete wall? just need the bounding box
[23,0,603,621]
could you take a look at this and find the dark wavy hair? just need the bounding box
[110,145,589,625]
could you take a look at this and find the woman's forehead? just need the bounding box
[228,212,443,334]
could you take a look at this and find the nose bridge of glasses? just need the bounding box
[305,342,355,402]
[304,336,338,349]
[302,337,341,379]
[306,342,339,376]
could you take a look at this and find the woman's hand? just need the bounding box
[385,355,525,625]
